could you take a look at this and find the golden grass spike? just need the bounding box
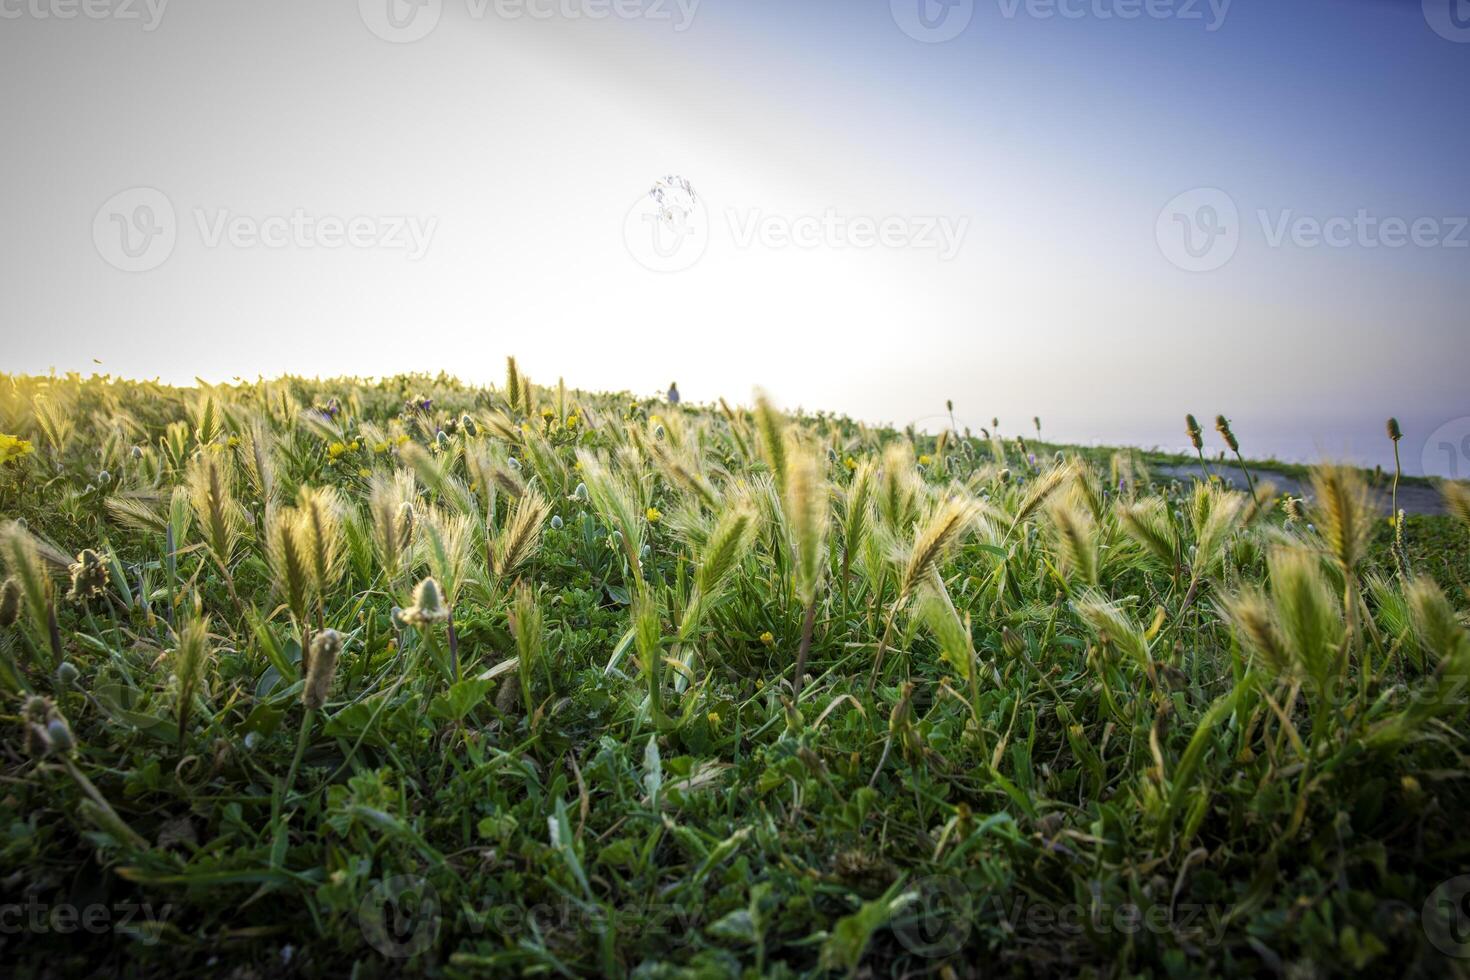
[105,493,169,535]
[173,613,212,745]
[1117,497,1177,568]
[494,487,551,578]
[576,449,644,582]
[0,520,52,636]
[694,502,758,599]
[1405,576,1466,662]
[418,508,474,606]
[185,454,243,566]
[1308,464,1373,575]
[841,458,876,576]
[899,494,981,601]
[367,472,415,583]
[718,397,752,461]
[296,485,346,598]
[510,580,545,718]
[1440,480,1470,532]
[783,436,830,606]
[505,356,521,412]
[754,391,788,494]
[266,507,313,624]
[916,585,973,683]
[1191,483,1246,577]
[877,442,919,531]
[1241,480,1279,526]
[1266,547,1344,691]
[1224,588,1292,679]
[1047,499,1100,587]
[1012,459,1075,528]
[240,420,277,507]
[1073,592,1151,669]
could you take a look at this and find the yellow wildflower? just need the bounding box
[645,507,662,524]
[759,631,775,647]
[707,711,721,726]
[918,454,932,465]
[0,434,35,465]
[843,456,857,471]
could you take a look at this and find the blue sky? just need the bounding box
[1,0,1466,472]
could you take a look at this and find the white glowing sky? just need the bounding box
[2,0,1467,472]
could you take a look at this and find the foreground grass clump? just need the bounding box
[0,369,1468,977]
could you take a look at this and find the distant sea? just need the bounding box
[923,413,1470,479]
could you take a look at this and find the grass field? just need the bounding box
[1,368,1469,978]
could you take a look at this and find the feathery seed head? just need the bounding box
[1185,414,1203,450]
[46,716,74,754]
[0,577,20,627]
[1440,480,1470,531]
[1308,464,1372,574]
[22,694,72,756]
[303,629,343,710]
[66,548,109,602]
[403,576,449,625]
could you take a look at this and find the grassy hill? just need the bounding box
[0,368,1468,977]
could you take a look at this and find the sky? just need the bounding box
[1,0,1467,474]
